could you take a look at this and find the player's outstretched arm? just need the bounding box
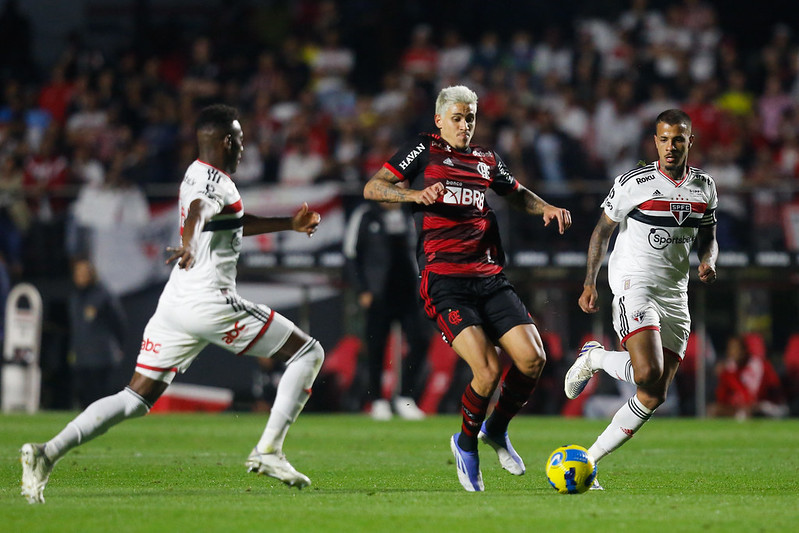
[505,185,572,234]
[241,203,321,237]
[166,199,215,270]
[696,224,718,284]
[578,213,618,314]
[364,167,444,204]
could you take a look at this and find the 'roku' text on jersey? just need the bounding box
[170,160,244,291]
[384,133,519,277]
[602,161,718,294]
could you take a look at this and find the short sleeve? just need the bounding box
[601,176,633,222]
[490,151,519,196]
[384,136,429,182]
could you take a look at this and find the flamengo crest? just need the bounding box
[670,202,692,225]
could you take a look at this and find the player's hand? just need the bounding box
[542,205,572,234]
[578,285,599,314]
[698,262,716,284]
[414,182,445,205]
[165,245,196,270]
[293,202,321,237]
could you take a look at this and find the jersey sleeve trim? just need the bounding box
[383,162,404,180]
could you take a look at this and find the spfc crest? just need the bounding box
[670,202,692,225]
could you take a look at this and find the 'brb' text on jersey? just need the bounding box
[384,133,519,277]
[602,161,718,293]
[171,160,244,291]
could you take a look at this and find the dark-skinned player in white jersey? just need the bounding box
[21,104,323,504]
[364,85,572,491]
[565,109,718,489]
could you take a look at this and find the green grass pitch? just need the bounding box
[2,413,798,532]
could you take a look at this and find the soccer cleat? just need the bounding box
[246,448,311,488]
[478,422,525,475]
[564,341,604,399]
[20,443,54,504]
[393,396,425,420]
[590,476,604,491]
[370,399,393,421]
[450,433,484,492]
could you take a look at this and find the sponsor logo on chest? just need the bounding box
[442,181,485,209]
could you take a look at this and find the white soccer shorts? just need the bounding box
[135,287,295,383]
[611,282,690,359]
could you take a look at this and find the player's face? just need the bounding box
[435,102,476,150]
[224,120,244,173]
[654,121,693,174]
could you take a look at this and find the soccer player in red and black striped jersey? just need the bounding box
[364,85,572,491]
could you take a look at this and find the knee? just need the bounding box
[633,362,663,388]
[472,360,502,392]
[516,349,546,377]
[299,339,325,371]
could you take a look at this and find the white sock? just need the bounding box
[256,340,324,454]
[44,388,151,462]
[588,395,654,463]
[596,349,636,384]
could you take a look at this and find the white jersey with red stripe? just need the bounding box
[169,159,244,292]
[602,161,717,294]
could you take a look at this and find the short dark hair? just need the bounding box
[195,104,239,134]
[655,109,692,129]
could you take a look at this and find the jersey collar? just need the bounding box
[655,160,688,186]
[197,159,231,178]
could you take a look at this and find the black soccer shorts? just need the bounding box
[419,271,534,345]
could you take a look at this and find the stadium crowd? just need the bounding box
[1,0,798,414]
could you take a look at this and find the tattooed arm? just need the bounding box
[363,167,444,205]
[578,212,619,314]
[505,184,572,234]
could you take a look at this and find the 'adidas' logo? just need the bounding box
[443,158,454,167]
[652,189,662,196]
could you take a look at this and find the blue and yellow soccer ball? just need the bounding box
[545,444,597,494]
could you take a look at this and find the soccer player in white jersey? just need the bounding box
[564,109,718,489]
[20,104,324,504]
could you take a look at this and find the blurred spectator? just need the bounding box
[0,153,30,277]
[592,78,642,178]
[343,201,431,420]
[708,335,788,419]
[180,36,221,105]
[23,129,70,221]
[278,135,326,186]
[68,258,125,409]
[703,143,747,249]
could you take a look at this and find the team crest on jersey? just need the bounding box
[670,202,692,224]
[632,309,647,323]
[476,162,491,180]
[448,310,462,325]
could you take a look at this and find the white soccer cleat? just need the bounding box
[370,399,393,421]
[590,476,604,491]
[20,443,54,504]
[246,449,311,489]
[564,341,603,399]
[478,423,525,475]
[393,396,425,420]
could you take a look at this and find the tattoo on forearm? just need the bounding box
[584,217,616,285]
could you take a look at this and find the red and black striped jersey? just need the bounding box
[383,133,519,277]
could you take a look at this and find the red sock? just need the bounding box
[457,384,489,452]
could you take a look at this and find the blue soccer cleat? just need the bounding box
[450,433,484,492]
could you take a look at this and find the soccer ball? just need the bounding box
[545,444,597,494]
